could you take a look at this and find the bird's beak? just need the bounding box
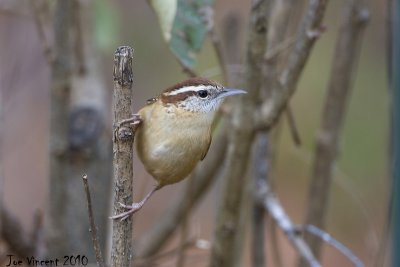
[217,88,247,99]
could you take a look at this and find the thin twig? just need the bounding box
[296,224,365,267]
[285,106,302,146]
[82,174,105,267]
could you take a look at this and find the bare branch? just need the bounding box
[299,0,369,264]
[111,46,135,267]
[255,180,321,267]
[255,0,330,131]
[82,174,105,267]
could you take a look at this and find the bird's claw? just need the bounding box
[116,114,142,129]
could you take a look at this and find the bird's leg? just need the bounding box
[110,185,161,220]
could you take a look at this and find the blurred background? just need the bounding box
[0,0,389,266]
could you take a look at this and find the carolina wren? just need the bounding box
[111,77,246,220]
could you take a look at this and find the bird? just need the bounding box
[111,77,246,220]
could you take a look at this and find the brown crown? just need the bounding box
[161,77,221,105]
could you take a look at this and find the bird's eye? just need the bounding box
[198,90,208,98]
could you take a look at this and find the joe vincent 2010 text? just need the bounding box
[5,254,88,266]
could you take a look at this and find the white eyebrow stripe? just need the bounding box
[165,85,209,96]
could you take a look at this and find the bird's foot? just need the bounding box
[117,114,142,130]
[110,202,143,221]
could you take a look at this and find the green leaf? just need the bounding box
[150,0,215,69]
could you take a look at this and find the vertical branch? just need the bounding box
[111,46,135,267]
[251,135,269,267]
[209,1,269,266]
[299,0,369,264]
[47,0,73,257]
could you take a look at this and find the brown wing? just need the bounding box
[201,134,212,161]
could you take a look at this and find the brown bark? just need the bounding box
[111,46,135,267]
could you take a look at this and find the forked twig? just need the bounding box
[296,224,365,267]
[255,179,321,267]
